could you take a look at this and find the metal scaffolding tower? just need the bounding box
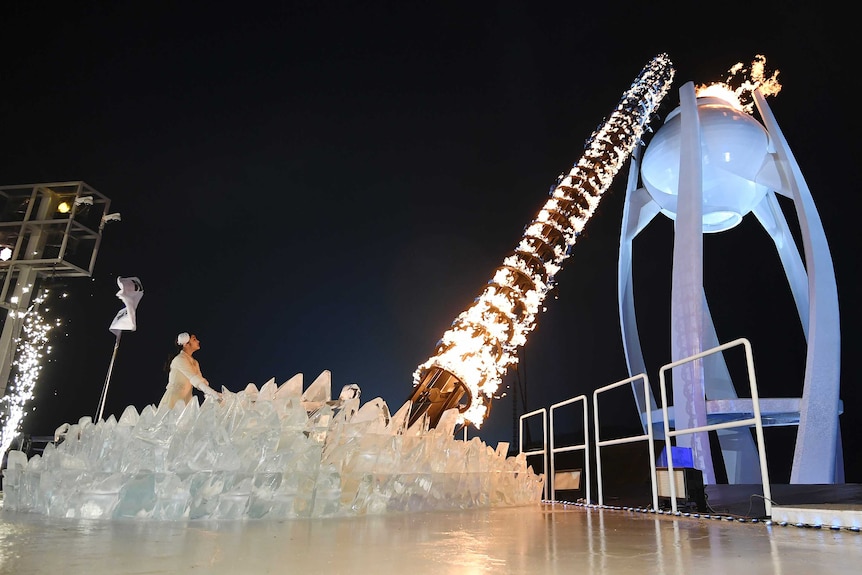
[0,181,113,397]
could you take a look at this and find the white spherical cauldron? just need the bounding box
[640,97,772,233]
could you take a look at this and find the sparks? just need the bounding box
[412,54,676,428]
[0,288,59,455]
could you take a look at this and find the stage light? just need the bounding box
[656,467,706,511]
[554,469,582,491]
[0,246,12,261]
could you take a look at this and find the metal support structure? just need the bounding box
[519,407,548,500]
[593,374,658,511]
[617,83,843,484]
[95,333,122,423]
[406,366,473,430]
[549,394,591,504]
[657,338,772,516]
[0,182,111,397]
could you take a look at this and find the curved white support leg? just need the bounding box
[618,146,661,421]
[751,191,810,338]
[755,91,842,484]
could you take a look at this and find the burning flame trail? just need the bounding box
[412,54,676,428]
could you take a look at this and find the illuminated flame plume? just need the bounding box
[408,54,675,430]
[696,54,781,113]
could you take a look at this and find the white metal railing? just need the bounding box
[657,337,772,515]
[593,374,658,510]
[549,395,590,504]
[519,408,548,500]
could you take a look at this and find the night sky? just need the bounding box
[2,3,859,482]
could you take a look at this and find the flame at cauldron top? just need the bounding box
[696,54,781,113]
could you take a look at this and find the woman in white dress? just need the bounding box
[158,332,221,409]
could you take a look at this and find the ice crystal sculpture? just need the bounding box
[1,372,543,520]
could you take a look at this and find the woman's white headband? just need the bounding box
[177,332,190,346]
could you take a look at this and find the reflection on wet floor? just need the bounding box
[2,502,861,575]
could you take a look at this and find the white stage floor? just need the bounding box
[2,502,861,575]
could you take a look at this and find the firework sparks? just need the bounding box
[411,54,676,428]
[0,288,59,455]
